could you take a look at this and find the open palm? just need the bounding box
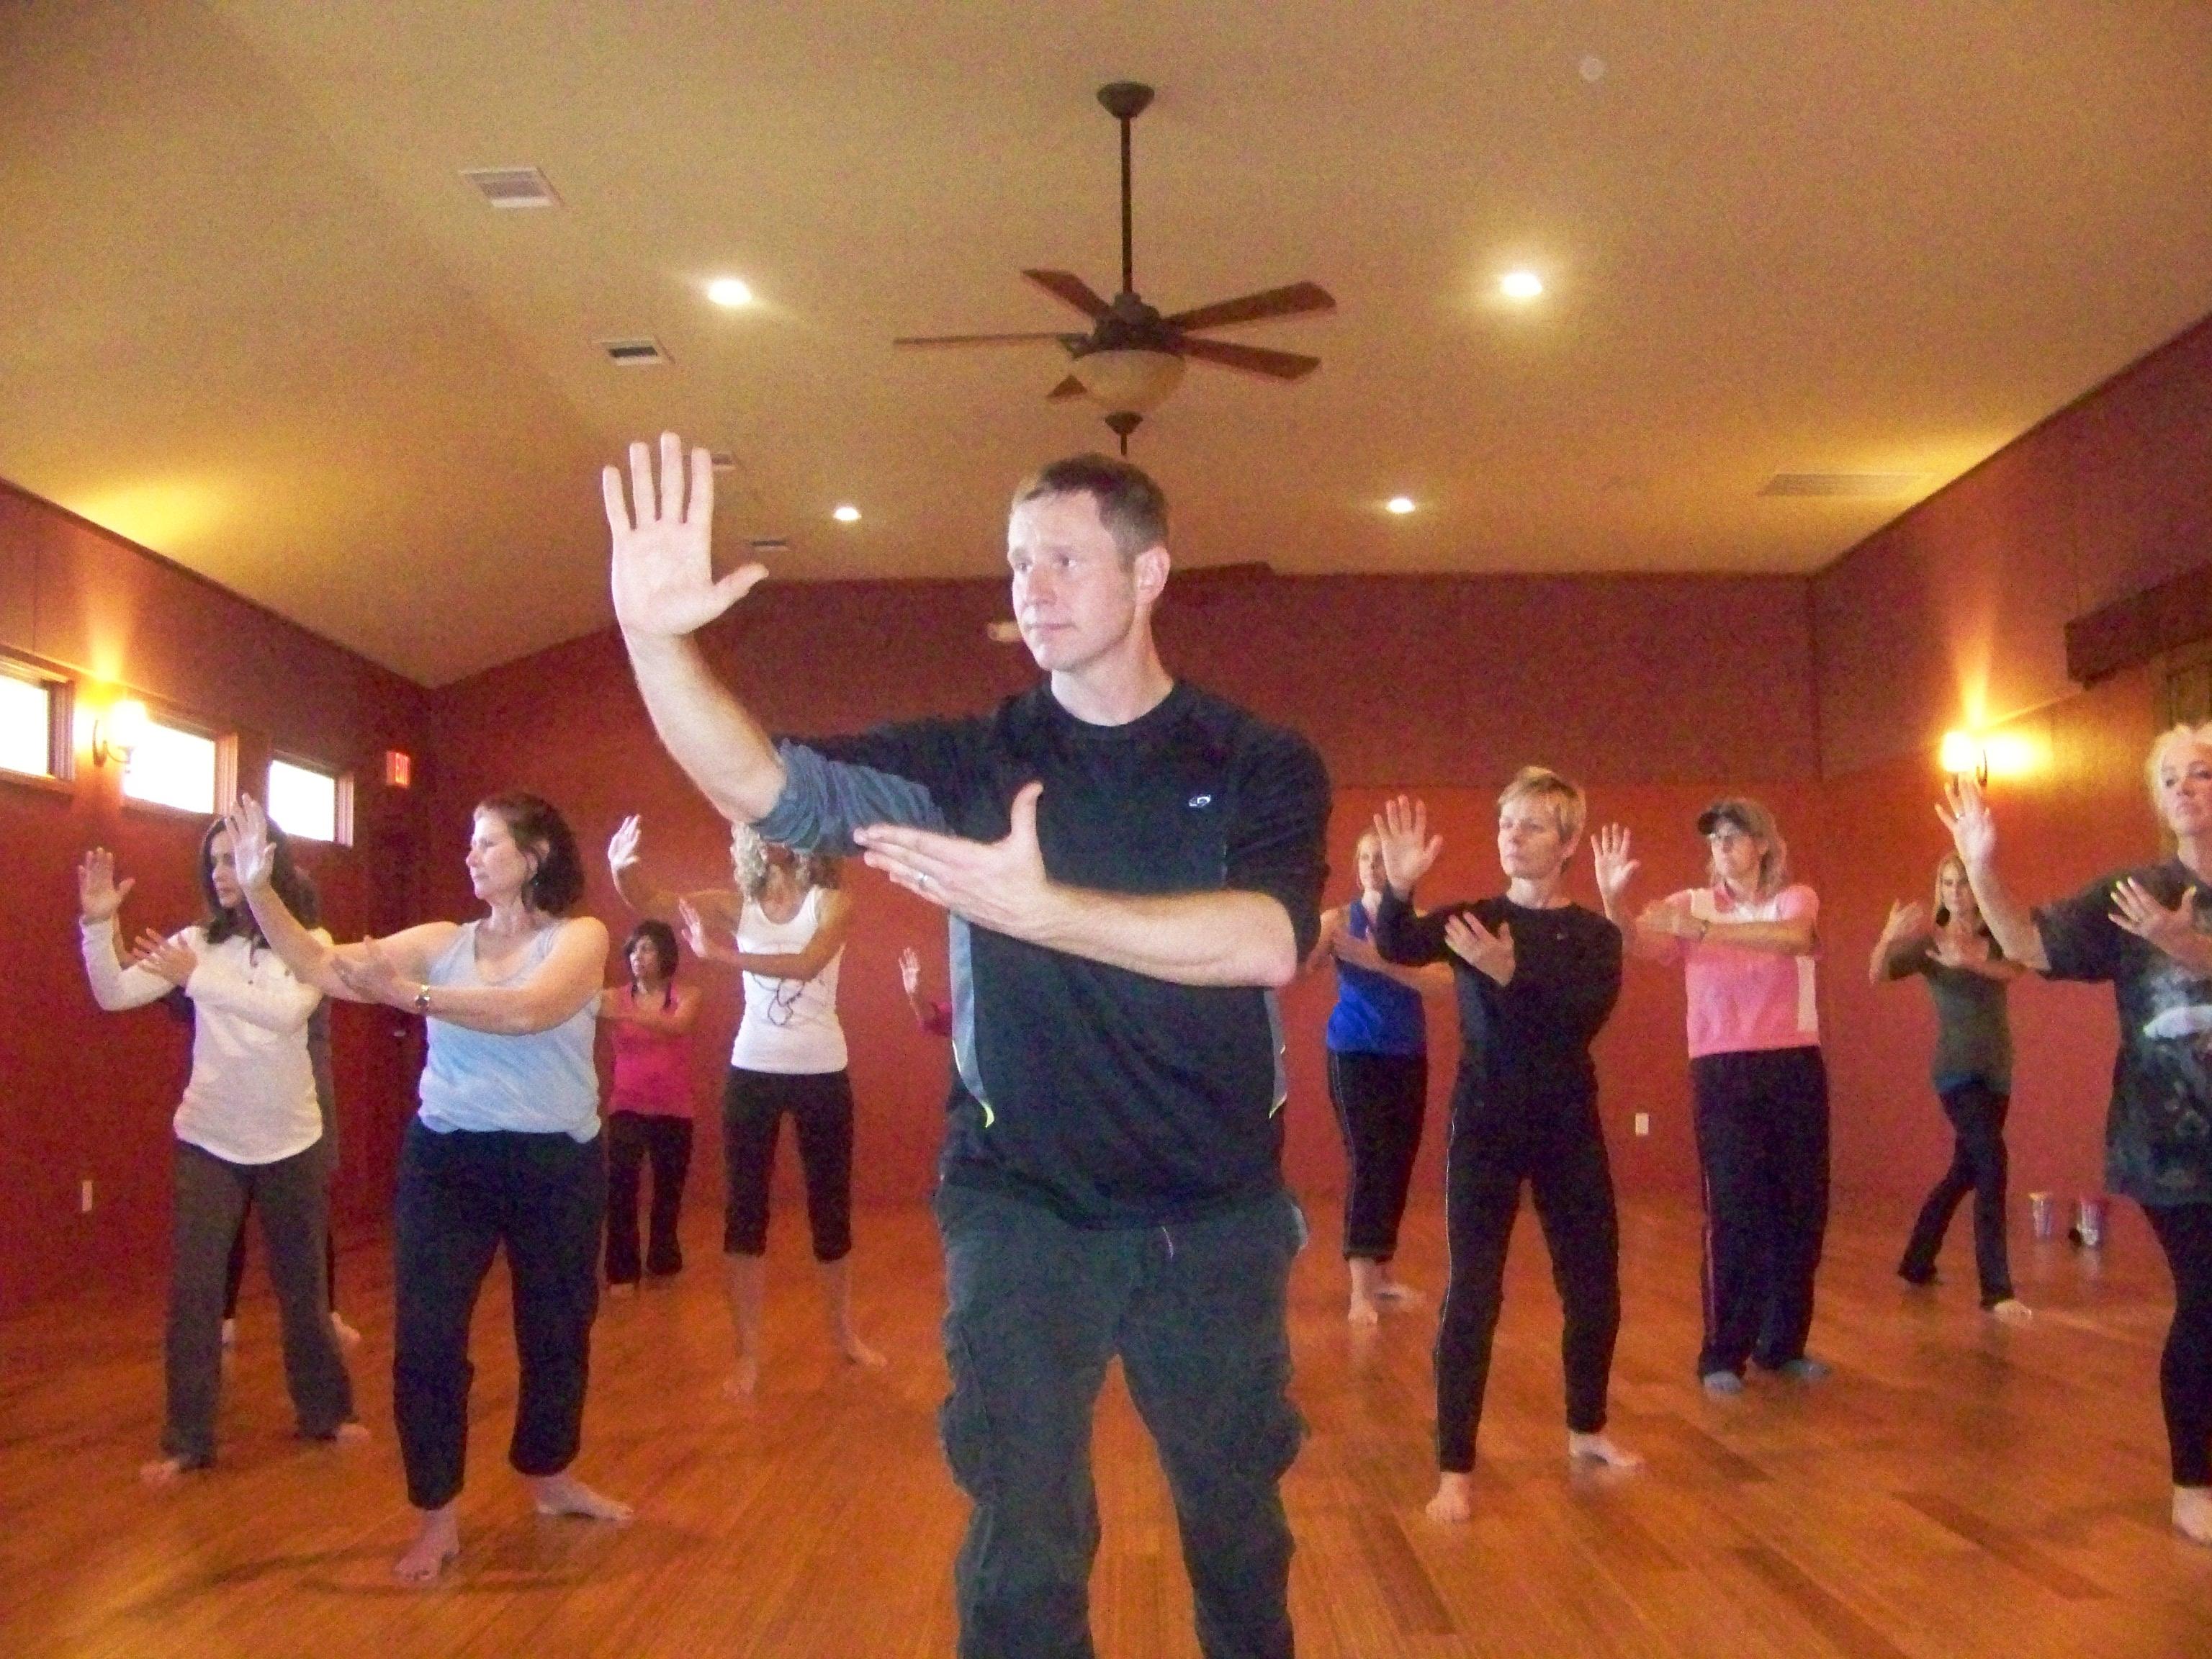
[605,432,767,640]
[1372,796,1442,894]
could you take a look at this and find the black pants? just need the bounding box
[392,1120,604,1511]
[935,1182,1304,1659]
[1327,1049,1427,1262]
[2146,1202,2212,1487]
[722,1066,854,1262]
[1898,1079,2015,1305]
[166,1138,352,1465]
[604,1111,694,1283]
[1434,1084,1620,1473]
[1691,1046,1830,1377]
[225,1196,338,1317]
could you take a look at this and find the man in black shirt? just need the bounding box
[605,433,1329,1658]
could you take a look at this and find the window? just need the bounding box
[122,716,220,814]
[0,669,59,778]
[266,756,351,845]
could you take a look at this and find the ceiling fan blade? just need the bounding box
[1164,282,1336,333]
[1046,375,1085,400]
[893,331,1075,347]
[1021,269,1112,318]
[1178,338,1321,381]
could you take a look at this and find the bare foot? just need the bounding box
[1424,1473,1474,1524]
[606,1282,637,1300]
[330,1311,363,1349]
[530,1473,634,1523]
[839,1331,887,1369]
[2175,1486,2212,1545]
[332,1421,371,1447]
[395,1506,460,1585]
[1988,1298,2034,1326]
[139,1455,189,1490]
[721,1355,760,1400]
[1347,1295,1380,1327]
[1374,1280,1422,1306]
[1568,1431,1645,1470]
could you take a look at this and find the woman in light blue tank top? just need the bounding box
[225,789,629,1586]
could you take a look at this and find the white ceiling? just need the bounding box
[3,0,2209,683]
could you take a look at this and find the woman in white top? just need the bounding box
[225,790,629,1586]
[76,819,364,1488]
[610,816,882,1397]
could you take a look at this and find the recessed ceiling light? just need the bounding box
[1499,271,1544,301]
[707,277,755,307]
[832,504,861,523]
[1385,496,1416,516]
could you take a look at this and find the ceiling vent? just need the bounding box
[709,451,739,473]
[460,166,559,209]
[747,536,789,556]
[1759,472,1926,498]
[601,337,670,367]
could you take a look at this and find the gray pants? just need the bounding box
[165,1137,354,1465]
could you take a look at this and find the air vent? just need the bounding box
[710,451,739,473]
[460,166,559,209]
[747,536,789,556]
[601,338,670,367]
[1759,472,1926,498]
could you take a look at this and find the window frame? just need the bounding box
[0,655,76,794]
[265,750,355,848]
[117,703,238,822]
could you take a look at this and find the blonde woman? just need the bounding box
[609,817,882,1397]
[1870,855,2030,1322]
[1597,798,1829,1394]
[1941,729,2212,1543]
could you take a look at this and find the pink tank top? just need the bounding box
[607,986,694,1118]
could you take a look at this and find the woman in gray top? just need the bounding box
[1870,853,2031,1322]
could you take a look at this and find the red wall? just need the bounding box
[419,572,1822,1215]
[1808,313,2212,1246]
[0,484,428,1315]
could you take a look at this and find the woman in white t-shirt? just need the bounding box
[76,821,364,1488]
[611,817,883,1396]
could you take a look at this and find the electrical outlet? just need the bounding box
[1632,1113,1651,1138]
[80,1179,94,1214]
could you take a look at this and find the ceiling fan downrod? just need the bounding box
[1097,81,1153,297]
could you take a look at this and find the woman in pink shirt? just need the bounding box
[1597,796,1830,1394]
[597,920,702,1292]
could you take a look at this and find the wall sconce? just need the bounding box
[382,749,413,788]
[92,698,149,768]
[1939,730,1989,786]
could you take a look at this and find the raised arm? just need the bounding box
[1593,825,1673,964]
[225,796,456,999]
[606,433,784,825]
[608,815,684,919]
[727,888,854,981]
[1869,900,1931,985]
[1937,775,2049,971]
[76,849,172,1011]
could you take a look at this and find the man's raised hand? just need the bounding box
[1371,796,1442,896]
[606,432,767,641]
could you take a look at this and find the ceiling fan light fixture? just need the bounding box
[1069,348,1185,413]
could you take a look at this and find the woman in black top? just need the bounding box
[1941,729,2212,1544]
[1373,768,1642,1525]
[1869,853,2030,1321]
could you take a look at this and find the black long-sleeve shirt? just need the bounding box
[1373,889,1622,1111]
[751,680,1331,1228]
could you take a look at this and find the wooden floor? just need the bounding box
[4,1193,2208,1658]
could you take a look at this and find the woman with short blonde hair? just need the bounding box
[1941,724,2212,1543]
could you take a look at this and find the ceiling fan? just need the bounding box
[894,82,1335,453]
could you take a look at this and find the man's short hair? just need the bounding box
[1012,454,1169,565]
[1498,765,1587,845]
